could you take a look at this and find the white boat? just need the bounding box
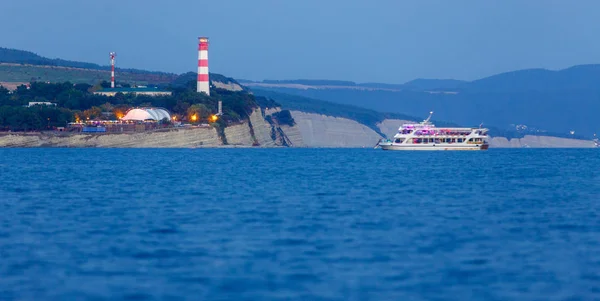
[376,112,489,151]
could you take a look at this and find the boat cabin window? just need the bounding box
[394,138,405,143]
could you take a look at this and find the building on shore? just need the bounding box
[93,87,172,97]
[66,107,173,133]
[27,101,56,107]
[121,107,171,121]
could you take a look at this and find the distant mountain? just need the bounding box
[243,65,600,137]
[250,88,532,139]
[241,78,465,91]
[357,83,404,90]
[403,79,466,91]
[260,79,357,86]
[462,65,600,92]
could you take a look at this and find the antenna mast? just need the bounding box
[423,111,434,124]
[109,52,116,88]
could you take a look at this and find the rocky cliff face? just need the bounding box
[490,135,596,148]
[0,127,222,148]
[249,108,278,146]
[0,107,290,148]
[212,81,244,92]
[376,119,413,138]
[222,108,283,147]
[277,111,382,147]
[223,123,255,146]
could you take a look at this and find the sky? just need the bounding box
[1,0,600,83]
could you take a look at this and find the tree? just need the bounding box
[160,117,171,125]
[173,100,190,115]
[0,85,10,106]
[114,92,126,103]
[187,104,210,122]
[100,102,114,112]
[83,106,102,120]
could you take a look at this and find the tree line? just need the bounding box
[0,80,266,131]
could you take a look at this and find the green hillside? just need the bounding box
[0,64,178,86]
[0,47,178,85]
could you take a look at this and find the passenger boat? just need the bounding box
[376,112,489,151]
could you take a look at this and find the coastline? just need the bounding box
[0,130,596,148]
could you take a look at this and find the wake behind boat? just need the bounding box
[376,112,489,151]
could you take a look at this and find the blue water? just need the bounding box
[1,148,600,300]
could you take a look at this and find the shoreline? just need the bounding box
[0,131,596,149]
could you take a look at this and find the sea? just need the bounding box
[1,148,599,301]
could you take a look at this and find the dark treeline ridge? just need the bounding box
[261,79,357,86]
[0,80,264,131]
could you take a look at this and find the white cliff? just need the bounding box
[249,108,277,146]
[280,111,382,147]
[490,135,595,148]
[224,123,255,146]
[376,119,413,138]
[0,127,222,148]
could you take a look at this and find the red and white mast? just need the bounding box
[109,52,116,88]
[197,37,210,95]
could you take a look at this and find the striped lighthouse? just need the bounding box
[109,52,116,88]
[197,37,210,95]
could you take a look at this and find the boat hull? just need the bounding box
[379,143,488,151]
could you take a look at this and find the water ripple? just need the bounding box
[0,148,599,300]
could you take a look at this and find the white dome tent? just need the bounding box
[121,107,171,121]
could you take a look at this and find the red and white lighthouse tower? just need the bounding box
[109,52,116,88]
[197,37,210,95]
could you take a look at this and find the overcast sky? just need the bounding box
[1,0,599,83]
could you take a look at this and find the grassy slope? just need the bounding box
[0,64,178,85]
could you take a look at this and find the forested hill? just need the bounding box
[0,47,174,75]
[0,75,265,132]
[0,47,179,85]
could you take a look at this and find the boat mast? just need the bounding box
[422,111,433,124]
